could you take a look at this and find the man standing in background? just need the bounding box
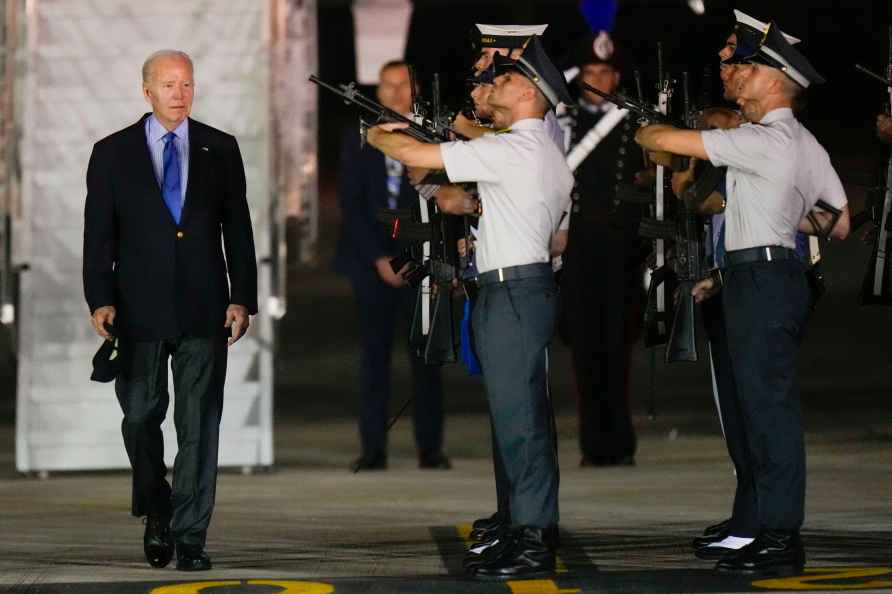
[334,60,450,472]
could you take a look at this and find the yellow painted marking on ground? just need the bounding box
[455,524,569,574]
[506,579,580,594]
[150,582,241,594]
[247,580,335,593]
[752,567,892,590]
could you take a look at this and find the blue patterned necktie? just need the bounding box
[162,131,182,224]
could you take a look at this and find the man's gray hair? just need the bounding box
[142,49,194,83]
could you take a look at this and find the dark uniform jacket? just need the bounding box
[83,114,258,341]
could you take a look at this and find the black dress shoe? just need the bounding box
[464,526,510,571]
[143,515,174,568]
[418,450,452,470]
[715,530,804,577]
[350,452,387,472]
[692,518,731,549]
[176,544,212,571]
[470,512,508,542]
[471,526,556,581]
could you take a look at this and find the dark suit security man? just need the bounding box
[83,50,258,571]
[334,60,448,472]
[637,25,849,576]
[368,37,573,580]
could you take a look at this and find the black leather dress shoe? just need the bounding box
[692,518,731,549]
[143,515,174,568]
[350,452,387,472]
[715,530,804,577]
[176,544,212,571]
[471,526,556,581]
[418,450,452,470]
[463,527,510,571]
[470,512,508,542]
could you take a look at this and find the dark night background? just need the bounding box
[318,0,892,176]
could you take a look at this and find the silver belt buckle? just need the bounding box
[765,247,773,262]
[498,268,505,282]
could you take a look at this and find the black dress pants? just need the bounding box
[115,334,227,546]
[721,259,810,531]
[563,233,638,461]
[702,296,758,537]
[349,268,444,457]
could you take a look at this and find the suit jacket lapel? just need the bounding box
[129,114,164,200]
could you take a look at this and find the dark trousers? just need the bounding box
[349,269,444,456]
[722,260,810,532]
[473,272,559,529]
[563,235,638,460]
[702,296,758,537]
[115,335,227,546]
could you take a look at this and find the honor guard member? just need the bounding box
[636,24,849,576]
[465,24,566,149]
[439,24,567,555]
[368,36,573,580]
[679,12,801,562]
[558,36,646,468]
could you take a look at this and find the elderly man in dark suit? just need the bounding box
[334,60,449,472]
[83,49,257,571]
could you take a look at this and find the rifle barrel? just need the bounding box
[854,64,892,87]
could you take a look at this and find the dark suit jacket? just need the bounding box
[333,128,420,277]
[83,114,258,341]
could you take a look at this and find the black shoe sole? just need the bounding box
[144,543,174,568]
[470,568,556,581]
[715,563,804,578]
[694,546,737,560]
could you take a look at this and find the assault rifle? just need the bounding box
[634,72,709,363]
[310,73,466,364]
[854,26,892,305]
[578,80,690,172]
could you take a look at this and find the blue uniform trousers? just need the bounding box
[702,296,758,537]
[721,259,810,531]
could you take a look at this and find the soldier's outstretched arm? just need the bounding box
[367,122,444,169]
[635,124,708,160]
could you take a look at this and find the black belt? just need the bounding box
[477,263,552,287]
[723,245,799,268]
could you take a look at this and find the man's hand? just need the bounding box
[550,229,568,257]
[452,113,490,139]
[670,157,698,197]
[434,185,478,214]
[877,114,892,144]
[90,305,116,340]
[691,277,720,303]
[225,304,250,346]
[375,257,407,288]
[366,122,410,151]
[697,107,743,130]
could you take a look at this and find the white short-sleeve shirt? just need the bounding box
[440,118,574,273]
[701,107,847,251]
